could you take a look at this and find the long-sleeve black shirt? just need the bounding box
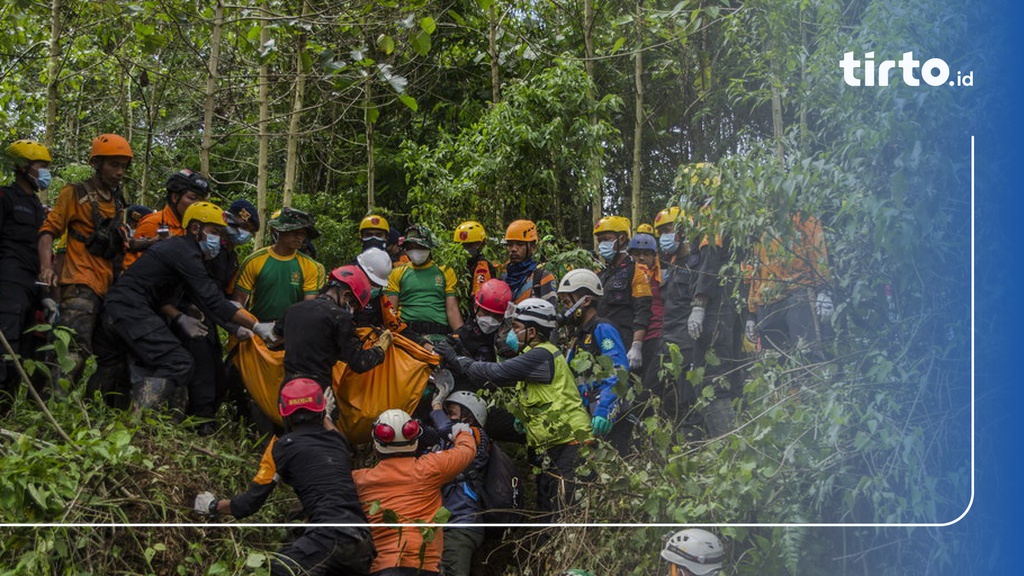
[0,183,45,284]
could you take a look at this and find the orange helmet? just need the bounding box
[504,220,538,243]
[89,134,134,161]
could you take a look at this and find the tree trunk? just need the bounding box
[282,0,309,208]
[256,18,271,248]
[631,0,644,227]
[201,1,225,177]
[489,3,501,104]
[771,77,784,164]
[44,0,61,149]
[584,0,602,235]
[366,78,375,211]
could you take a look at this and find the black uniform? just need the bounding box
[597,255,652,348]
[98,236,239,386]
[275,296,385,390]
[230,425,374,576]
[0,183,45,411]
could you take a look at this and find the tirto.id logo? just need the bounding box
[841,52,973,87]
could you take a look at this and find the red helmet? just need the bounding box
[278,378,325,417]
[329,265,373,309]
[475,279,512,315]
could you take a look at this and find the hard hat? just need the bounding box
[4,140,52,167]
[454,221,487,244]
[504,220,538,243]
[557,269,604,297]
[278,378,326,417]
[661,529,724,576]
[445,391,488,426]
[329,265,373,309]
[165,168,211,198]
[372,408,422,454]
[653,207,682,234]
[182,201,227,229]
[636,223,654,235]
[593,215,631,236]
[475,279,513,315]
[627,233,657,252]
[403,225,438,249]
[89,134,134,161]
[356,247,393,287]
[510,297,558,329]
[359,214,390,233]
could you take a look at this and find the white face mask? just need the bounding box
[407,249,430,265]
[477,314,501,334]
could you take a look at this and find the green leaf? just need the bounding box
[419,16,436,35]
[244,553,265,568]
[399,94,419,112]
[377,34,395,55]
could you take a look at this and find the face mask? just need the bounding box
[477,315,501,334]
[597,240,618,260]
[34,168,52,190]
[200,232,222,259]
[235,229,253,245]
[659,233,678,254]
[362,237,387,251]
[407,249,430,266]
[505,328,521,353]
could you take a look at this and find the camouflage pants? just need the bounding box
[57,284,103,384]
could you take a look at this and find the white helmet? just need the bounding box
[357,247,393,287]
[510,297,558,329]
[661,529,723,575]
[557,268,604,297]
[445,390,488,426]
[372,408,421,454]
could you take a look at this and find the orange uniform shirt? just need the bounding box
[38,182,120,297]
[122,205,183,269]
[748,212,830,310]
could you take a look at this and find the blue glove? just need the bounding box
[592,415,611,436]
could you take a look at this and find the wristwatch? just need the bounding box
[209,499,219,515]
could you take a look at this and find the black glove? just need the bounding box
[434,340,460,367]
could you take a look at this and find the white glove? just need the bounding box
[450,422,473,441]
[815,292,834,318]
[745,319,757,343]
[234,325,254,340]
[687,305,706,340]
[194,491,218,516]
[627,341,643,370]
[253,322,278,343]
[431,369,454,405]
[41,298,60,325]
[323,386,337,417]
[175,314,209,338]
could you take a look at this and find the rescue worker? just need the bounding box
[746,211,832,363]
[500,219,557,305]
[627,233,668,408]
[436,298,592,521]
[125,204,154,238]
[1,140,52,414]
[656,206,697,424]
[353,246,406,334]
[426,390,490,576]
[96,201,275,412]
[593,215,653,359]
[194,378,375,576]
[358,213,391,252]
[661,528,724,576]
[123,168,210,268]
[674,163,740,439]
[386,225,463,340]
[557,269,632,452]
[353,407,478,576]
[636,223,655,235]
[453,220,497,309]
[37,133,132,387]
[232,207,325,322]
[273,265,393,390]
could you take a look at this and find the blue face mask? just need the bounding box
[597,240,618,260]
[659,233,678,254]
[505,328,521,353]
[34,168,52,190]
[200,232,222,259]
[235,229,253,245]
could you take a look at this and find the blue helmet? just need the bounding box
[627,233,657,252]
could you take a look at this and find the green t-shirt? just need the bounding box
[235,247,325,321]
[385,261,457,326]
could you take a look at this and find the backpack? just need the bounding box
[477,441,523,525]
[67,180,126,260]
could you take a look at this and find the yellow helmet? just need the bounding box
[593,215,631,236]
[636,223,654,235]
[454,221,486,243]
[653,207,681,235]
[182,201,227,229]
[5,140,52,167]
[505,220,538,242]
[359,214,390,233]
